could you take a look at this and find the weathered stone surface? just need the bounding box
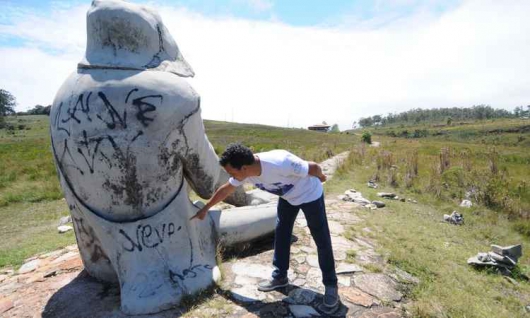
[306,255,319,268]
[328,221,345,235]
[0,275,6,283]
[293,278,307,286]
[231,285,267,303]
[358,307,402,318]
[340,287,379,307]
[336,263,364,275]
[232,262,274,280]
[353,274,402,302]
[289,305,321,317]
[338,276,351,287]
[0,298,14,315]
[18,259,41,274]
[283,288,318,305]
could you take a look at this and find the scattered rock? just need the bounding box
[57,225,73,234]
[443,211,464,225]
[468,244,522,271]
[283,288,318,305]
[365,204,377,210]
[289,305,321,317]
[18,259,41,274]
[58,215,72,226]
[377,192,396,198]
[372,201,385,208]
[459,200,472,208]
[367,181,378,189]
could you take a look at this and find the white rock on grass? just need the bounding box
[460,200,472,208]
[57,225,73,234]
[18,259,41,274]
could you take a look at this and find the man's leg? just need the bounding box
[258,197,299,291]
[272,197,300,280]
[300,194,338,289]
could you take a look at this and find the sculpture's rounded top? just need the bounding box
[79,0,194,77]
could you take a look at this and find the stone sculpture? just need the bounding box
[50,0,276,314]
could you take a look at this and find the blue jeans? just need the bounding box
[272,194,338,287]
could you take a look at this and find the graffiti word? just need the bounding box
[169,264,214,283]
[119,222,180,252]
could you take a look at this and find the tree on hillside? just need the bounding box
[0,89,16,116]
[330,123,340,133]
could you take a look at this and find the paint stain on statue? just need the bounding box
[182,153,215,199]
[95,17,148,55]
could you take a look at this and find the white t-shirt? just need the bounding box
[228,150,323,206]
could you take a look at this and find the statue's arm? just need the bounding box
[180,106,248,206]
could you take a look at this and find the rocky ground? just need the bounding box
[0,152,418,318]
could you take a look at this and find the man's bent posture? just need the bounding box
[191,143,340,310]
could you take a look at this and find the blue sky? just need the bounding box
[1,0,529,129]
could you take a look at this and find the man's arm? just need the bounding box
[308,162,327,182]
[190,182,237,220]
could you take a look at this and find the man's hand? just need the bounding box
[308,162,327,183]
[190,207,209,221]
[319,174,327,183]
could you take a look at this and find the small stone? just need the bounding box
[377,193,396,198]
[306,255,319,268]
[283,288,318,305]
[57,225,73,233]
[293,278,306,286]
[26,273,46,283]
[460,200,472,208]
[297,264,311,274]
[365,204,377,210]
[291,246,301,254]
[0,298,14,315]
[58,215,72,226]
[295,255,306,264]
[289,305,321,317]
[301,246,316,254]
[336,263,364,275]
[44,270,58,278]
[1,269,14,275]
[372,201,385,208]
[18,259,41,274]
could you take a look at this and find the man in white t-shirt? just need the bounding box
[191,143,340,311]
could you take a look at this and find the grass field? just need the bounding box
[1,115,529,317]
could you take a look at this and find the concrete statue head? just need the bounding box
[50,0,276,314]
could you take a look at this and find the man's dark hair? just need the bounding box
[219,143,255,169]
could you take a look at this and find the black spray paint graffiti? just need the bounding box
[119,222,181,252]
[169,264,214,283]
[72,214,110,263]
[53,89,163,174]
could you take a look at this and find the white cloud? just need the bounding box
[235,0,273,13]
[0,0,529,130]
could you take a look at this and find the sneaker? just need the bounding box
[257,277,289,292]
[323,285,339,308]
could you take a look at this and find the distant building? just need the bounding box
[308,123,331,132]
